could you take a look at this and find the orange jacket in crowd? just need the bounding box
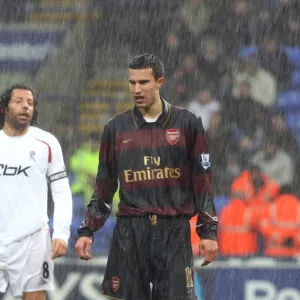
[260,193,300,257]
[219,199,258,256]
[231,170,279,206]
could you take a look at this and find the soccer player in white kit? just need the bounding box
[0,84,73,300]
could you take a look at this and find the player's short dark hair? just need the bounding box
[128,53,164,80]
[0,84,38,129]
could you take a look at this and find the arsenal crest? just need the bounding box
[165,129,180,145]
[112,277,120,292]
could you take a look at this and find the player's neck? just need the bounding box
[139,96,162,119]
[3,122,30,136]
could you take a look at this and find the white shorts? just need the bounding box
[0,227,54,297]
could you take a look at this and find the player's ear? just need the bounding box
[157,77,164,88]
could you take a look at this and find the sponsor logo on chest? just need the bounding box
[0,164,31,176]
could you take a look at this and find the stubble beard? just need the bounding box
[6,114,31,132]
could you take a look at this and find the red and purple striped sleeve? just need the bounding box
[190,116,218,240]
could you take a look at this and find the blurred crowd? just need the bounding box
[0,0,37,22]
[59,0,300,258]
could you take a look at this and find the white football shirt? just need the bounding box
[0,126,72,245]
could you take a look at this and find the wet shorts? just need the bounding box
[102,215,198,300]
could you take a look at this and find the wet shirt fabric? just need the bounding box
[79,98,218,240]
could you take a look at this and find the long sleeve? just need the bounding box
[190,116,218,240]
[51,178,73,244]
[77,121,118,239]
[47,136,72,244]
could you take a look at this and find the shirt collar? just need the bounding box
[132,97,171,129]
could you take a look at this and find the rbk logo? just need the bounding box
[0,164,31,176]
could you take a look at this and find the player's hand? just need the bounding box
[52,238,68,259]
[75,236,93,260]
[199,239,218,267]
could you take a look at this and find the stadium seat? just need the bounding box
[72,194,86,216]
[282,46,300,68]
[276,90,300,112]
[214,195,230,214]
[30,0,101,22]
[238,46,300,68]
[115,100,133,113]
[86,80,127,89]
[238,46,258,58]
[79,101,110,111]
[82,80,129,97]
[291,70,300,88]
[285,113,300,134]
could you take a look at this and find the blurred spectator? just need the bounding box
[230,164,279,208]
[69,132,100,206]
[219,154,243,195]
[0,0,30,22]
[214,0,253,55]
[160,31,185,77]
[225,81,268,136]
[217,71,233,102]
[283,11,300,46]
[206,110,240,194]
[70,132,120,215]
[219,193,259,256]
[178,0,213,39]
[170,54,201,104]
[251,138,294,188]
[266,112,299,158]
[250,3,278,44]
[259,186,300,257]
[274,0,300,46]
[197,36,228,92]
[187,87,220,130]
[257,36,292,90]
[232,58,277,107]
[225,81,268,165]
[223,164,280,256]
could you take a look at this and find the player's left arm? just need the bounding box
[47,135,72,259]
[189,115,218,265]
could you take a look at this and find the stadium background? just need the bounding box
[1,0,300,299]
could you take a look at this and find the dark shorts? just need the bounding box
[102,215,198,300]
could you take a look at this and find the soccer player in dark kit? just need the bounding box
[75,53,218,300]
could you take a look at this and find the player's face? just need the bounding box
[128,68,164,109]
[5,89,34,129]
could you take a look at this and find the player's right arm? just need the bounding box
[77,121,118,240]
